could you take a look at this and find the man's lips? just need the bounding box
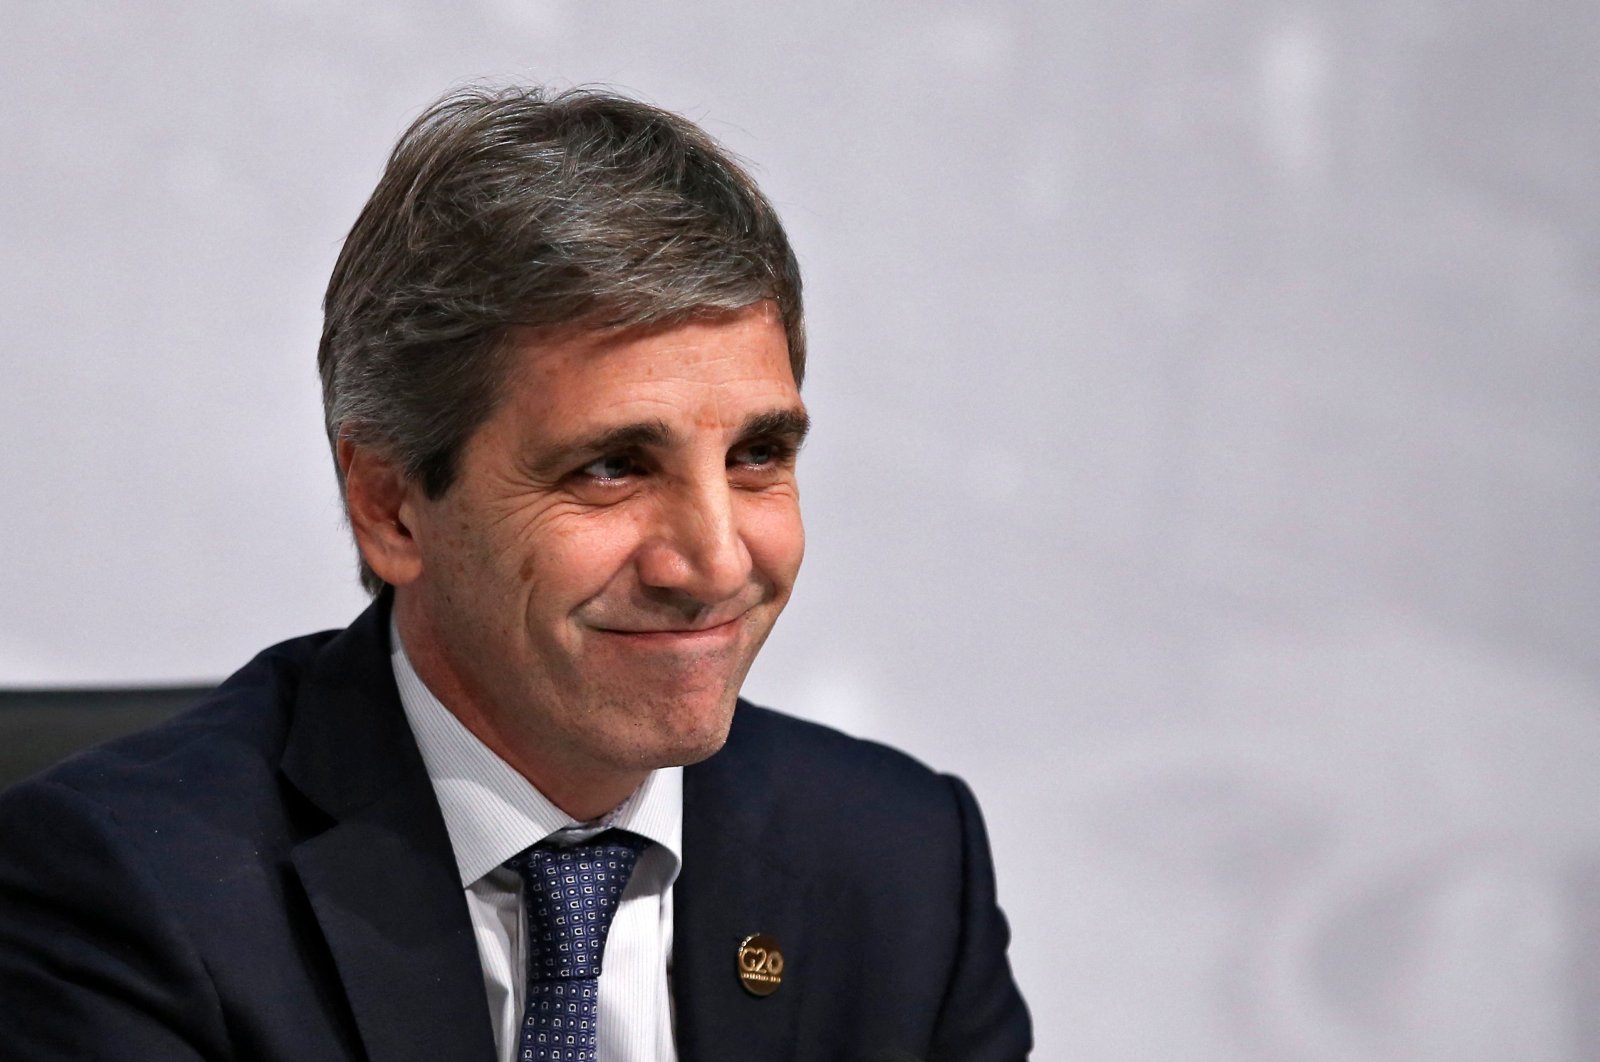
[588,614,747,641]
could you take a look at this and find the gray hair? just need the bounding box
[318,84,805,594]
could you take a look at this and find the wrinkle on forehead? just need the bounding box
[499,306,798,436]
[506,301,789,382]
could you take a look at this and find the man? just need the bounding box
[0,86,1030,1061]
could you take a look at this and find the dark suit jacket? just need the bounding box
[0,601,1030,1061]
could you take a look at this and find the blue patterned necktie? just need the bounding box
[504,830,645,1062]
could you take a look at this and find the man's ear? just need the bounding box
[338,436,424,587]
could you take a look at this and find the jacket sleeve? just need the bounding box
[0,777,229,1061]
[927,774,1032,1062]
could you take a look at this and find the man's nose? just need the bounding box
[634,476,752,606]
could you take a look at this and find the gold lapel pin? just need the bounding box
[737,932,783,997]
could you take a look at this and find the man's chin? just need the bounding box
[643,708,736,768]
[662,724,733,767]
[620,695,739,770]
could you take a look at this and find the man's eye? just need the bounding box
[730,440,788,468]
[577,454,638,482]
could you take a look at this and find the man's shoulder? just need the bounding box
[725,700,950,791]
[3,626,343,818]
[713,700,971,844]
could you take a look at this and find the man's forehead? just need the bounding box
[511,300,784,355]
[505,307,796,402]
[485,306,802,461]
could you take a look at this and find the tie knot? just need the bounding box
[506,830,645,982]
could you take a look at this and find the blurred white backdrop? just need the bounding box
[4,2,1600,1057]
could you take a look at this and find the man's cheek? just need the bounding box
[748,506,805,579]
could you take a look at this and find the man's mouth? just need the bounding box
[590,613,747,641]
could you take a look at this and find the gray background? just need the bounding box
[5,1,1599,1057]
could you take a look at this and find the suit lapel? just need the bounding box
[280,600,496,1062]
[675,703,807,1062]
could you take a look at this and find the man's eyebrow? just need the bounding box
[528,409,810,477]
[529,419,674,476]
[740,408,811,445]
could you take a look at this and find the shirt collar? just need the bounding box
[388,616,683,888]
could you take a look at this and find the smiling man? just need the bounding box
[358,309,808,822]
[0,87,1030,1062]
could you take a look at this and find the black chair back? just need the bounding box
[0,687,212,788]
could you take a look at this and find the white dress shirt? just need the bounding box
[390,625,681,1062]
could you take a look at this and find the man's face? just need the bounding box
[392,302,806,793]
